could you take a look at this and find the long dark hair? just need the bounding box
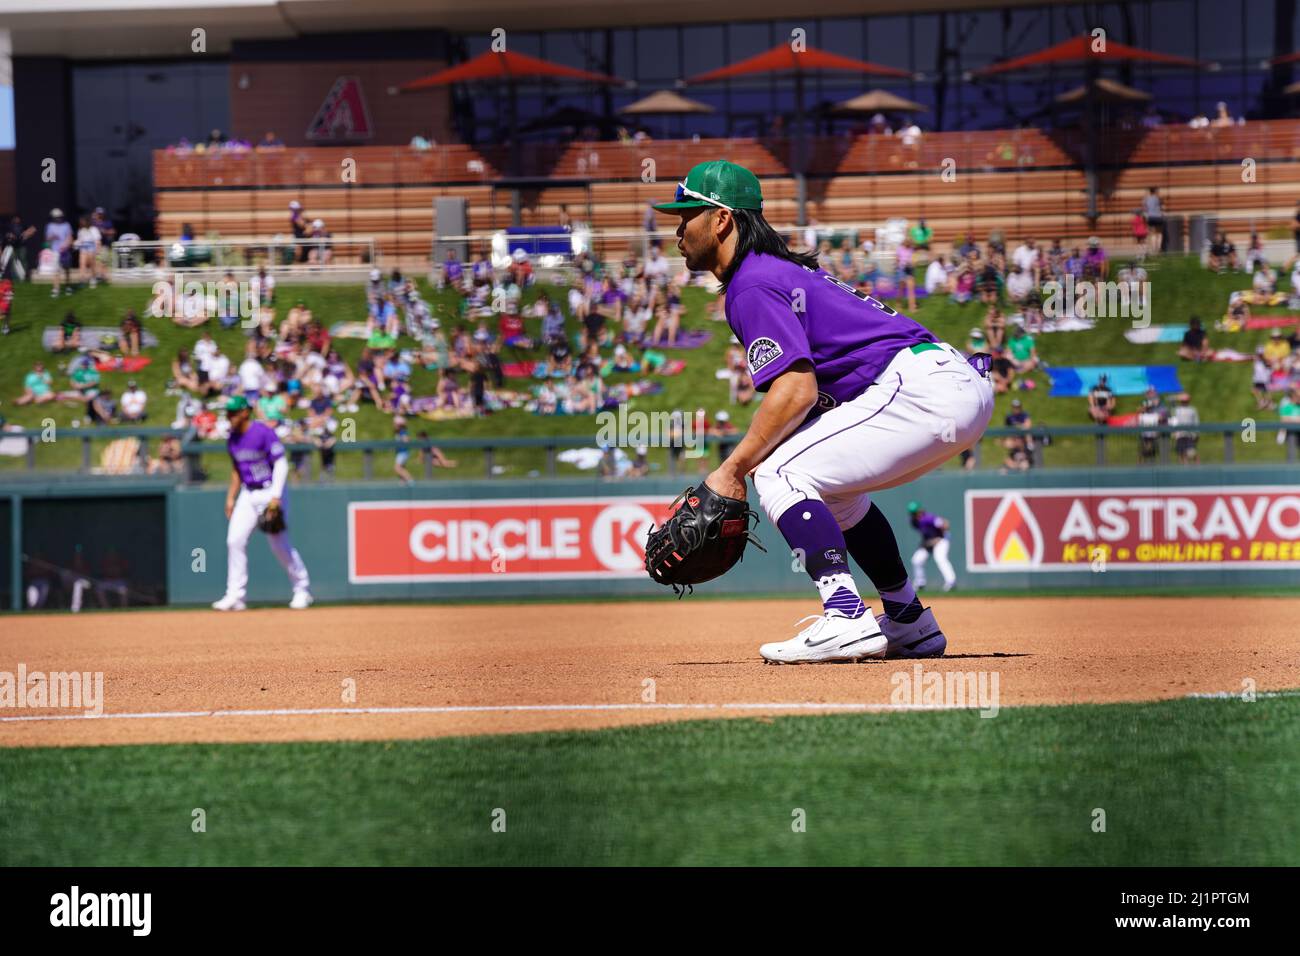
[718,208,819,293]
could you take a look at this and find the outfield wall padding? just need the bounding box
[5,465,1299,610]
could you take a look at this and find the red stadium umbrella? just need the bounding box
[402,50,623,181]
[972,34,1202,76]
[686,44,911,84]
[972,36,1204,222]
[687,44,911,224]
[400,49,622,90]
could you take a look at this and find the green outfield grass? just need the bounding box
[2,693,1297,866]
[0,255,1295,479]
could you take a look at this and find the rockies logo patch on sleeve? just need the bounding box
[747,337,784,374]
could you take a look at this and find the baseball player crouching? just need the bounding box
[908,500,957,592]
[654,161,992,663]
[212,395,314,610]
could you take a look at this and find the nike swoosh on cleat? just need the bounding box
[839,635,882,649]
[804,633,841,647]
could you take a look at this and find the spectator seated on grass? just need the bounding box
[1244,234,1267,275]
[435,369,466,414]
[1012,238,1041,285]
[53,311,82,352]
[354,347,389,408]
[498,309,532,349]
[1220,291,1251,331]
[119,309,142,356]
[983,305,1007,351]
[950,261,976,305]
[119,380,148,422]
[1178,317,1213,361]
[237,340,265,401]
[1044,239,1066,281]
[924,254,952,296]
[1005,263,1034,305]
[1087,374,1116,424]
[1264,328,1292,370]
[16,361,55,405]
[965,326,987,354]
[202,344,232,398]
[321,350,358,413]
[215,272,241,330]
[61,355,101,402]
[1208,232,1238,273]
[623,278,654,343]
[257,380,290,425]
[1006,322,1039,374]
[603,343,638,375]
[1083,236,1108,281]
[87,386,117,426]
[418,322,450,371]
[989,347,1015,394]
[437,249,463,292]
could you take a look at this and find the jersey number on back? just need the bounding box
[807,267,899,317]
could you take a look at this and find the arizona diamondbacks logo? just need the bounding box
[747,337,783,374]
[306,76,373,142]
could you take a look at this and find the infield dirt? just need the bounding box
[1,596,1296,748]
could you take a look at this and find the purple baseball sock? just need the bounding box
[777,500,866,619]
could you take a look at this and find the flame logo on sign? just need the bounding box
[982,493,1044,566]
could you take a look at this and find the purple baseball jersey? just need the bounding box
[227,420,284,490]
[724,253,936,413]
[912,511,946,540]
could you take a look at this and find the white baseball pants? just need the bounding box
[912,539,956,589]
[224,486,311,601]
[753,342,994,529]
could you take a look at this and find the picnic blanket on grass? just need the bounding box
[1124,325,1187,344]
[1048,365,1183,397]
[42,326,159,353]
[659,329,712,349]
[328,321,373,340]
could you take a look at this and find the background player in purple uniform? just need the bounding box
[655,160,992,662]
[212,395,313,610]
[908,500,957,593]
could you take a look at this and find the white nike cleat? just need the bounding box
[289,590,314,610]
[760,610,887,664]
[875,607,947,658]
[212,595,246,611]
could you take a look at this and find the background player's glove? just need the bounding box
[645,483,765,596]
[257,502,287,535]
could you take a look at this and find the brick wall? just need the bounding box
[229,59,452,147]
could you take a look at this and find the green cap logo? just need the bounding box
[653,160,764,213]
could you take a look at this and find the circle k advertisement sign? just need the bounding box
[348,497,674,582]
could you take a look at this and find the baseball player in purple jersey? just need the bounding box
[212,395,313,610]
[908,500,957,592]
[655,160,992,662]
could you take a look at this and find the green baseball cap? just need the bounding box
[653,160,764,213]
[907,500,921,513]
[226,395,250,413]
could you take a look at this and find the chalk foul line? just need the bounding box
[2,691,1294,725]
[0,701,979,724]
